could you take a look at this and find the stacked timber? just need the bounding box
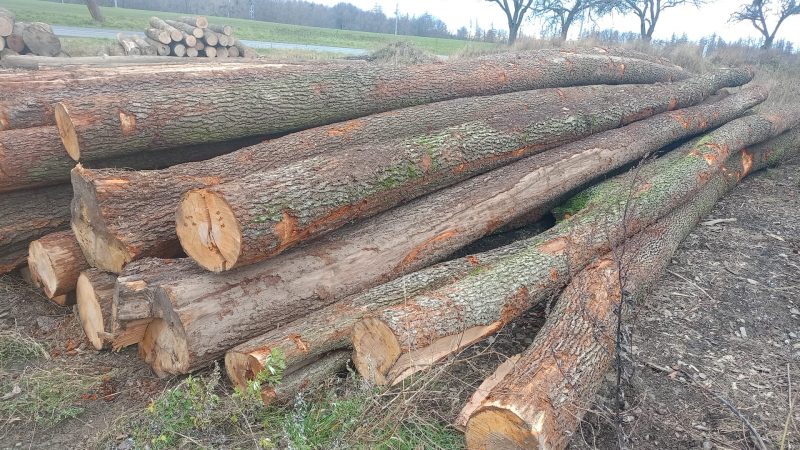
[115,16,257,58]
[5,45,797,449]
[0,8,62,59]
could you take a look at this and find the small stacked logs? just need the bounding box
[113,16,256,58]
[0,8,62,59]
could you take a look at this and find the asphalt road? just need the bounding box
[51,25,369,55]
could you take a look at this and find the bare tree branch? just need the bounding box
[732,0,800,49]
[486,0,536,44]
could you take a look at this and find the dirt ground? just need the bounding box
[0,156,797,449]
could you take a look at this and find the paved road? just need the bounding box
[51,25,370,56]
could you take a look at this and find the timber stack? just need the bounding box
[1,46,797,450]
[0,8,62,59]
[116,16,257,58]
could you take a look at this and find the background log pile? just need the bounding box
[115,15,256,58]
[2,47,798,449]
[0,8,62,59]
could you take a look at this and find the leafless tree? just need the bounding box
[85,0,105,23]
[534,0,613,39]
[486,0,536,44]
[732,0,800,49]
[607,0,705,42]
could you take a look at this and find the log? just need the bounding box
[76,269,118,350]
[149,17,183,42]
[53,50,689,161]
[193,40,205,51]
[227,46,240,58]
[170,43,186,57]
[217,34,230,47]
[134,92,764,376]
[5,22,23,53]
[27,230,89,299]
[203,29,219,47]
[0,8,13,37]
[207,24,233,36]
[22,22,61,57]
[182,33,197,48]
[177,16,209,28]
[462,129,800,447]
[202,45,216,58]
[145,28,171,45]
[214,46,228,58]
[0,125,264,193]
[132,36,156,56]
[260,350,350,405]
[165,20,203,39]
[350,109,800,386]
[233,39,257,58]
[116,34,141,56]
[73,69,748,273]
[176,70,755,272]
[145,37,170,56]
[225,234,534,391]
[0,184,72,275]
[185,46,199,58]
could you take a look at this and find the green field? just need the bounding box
[0,0,497,55]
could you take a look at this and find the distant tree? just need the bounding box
[85,0,105,22]
[534,0,612,40]
[731,0,800,49]
[606,0,705,42]
[486,0,536,44]
[457,26,470,39]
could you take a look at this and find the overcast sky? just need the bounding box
[314,0,800,46]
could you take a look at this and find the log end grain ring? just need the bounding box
[55,102,81,161]
[351,317,401,386]
[176,189,241,272]
[224,350,264,389]
[465,406,543,450]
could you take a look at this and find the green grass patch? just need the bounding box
[1,0,496,55]
[59,37,115,56]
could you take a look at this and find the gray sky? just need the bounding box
[314,0,800,46]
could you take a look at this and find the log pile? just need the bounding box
[113,16,256,58]
[3,45,798,449]
[0,8,62,59]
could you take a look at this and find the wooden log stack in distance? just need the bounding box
[127,16,255,59]
[0,9,62,59]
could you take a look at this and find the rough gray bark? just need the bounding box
[54,50,689,161]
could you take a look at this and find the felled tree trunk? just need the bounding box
[76,269,117,350]
[149,17,183,42]
[6,22,26,53]
[0,185,72,274]
[165,20,204,39]
[70,69,752,273]
[134,92,764,377]
[22,22,60,57]
[53,50,688,161]
[27,230,89,299]
[351,110,800,386]
[462,129,800,447]
[0,8,14,37]
[176,16,209,28]
[233,39,257,58]
[177,69,754,272]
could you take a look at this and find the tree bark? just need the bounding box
[145,28,171,45]
[0,184,72,274]
[53,50,688,161]
[176,16,209,28]
[0,8,14,37]
[176,69,753,272]
[233,39,257,58]
[148,17,183,42]
[207,24,233,36]
[71,70,748,273]
[165,20,204,39]
[22,22,61,57]
[76,269,117,350]
[144,37,169,56]
[85,0,104,23]
[132,36,156,56]
[116,34,140,56]
[462,128,800,448]
[27,230,89,299]
[133,91,764,377]
[350,109,800,386]
[6,22,26,53]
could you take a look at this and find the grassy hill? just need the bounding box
[0,0,497,55]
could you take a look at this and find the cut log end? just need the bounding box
[139,318,189,377]
[27,240,61,298]
[76,272,110,350]
[351,317,401,386]
[55,102,81,160]
[465,406,542,450]
[71,216,131,274]
[176,189,241,272]
[224,350,263,389]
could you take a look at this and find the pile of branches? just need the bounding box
[0,8,62,59]
[4,47,798,449]
[113,16,256,58]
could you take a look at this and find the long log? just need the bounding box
[203,29,219,47]
[132,91,764,377]
[232,39,257,58]
[350,109,800,386]
[71,70,750,273]
[23,22,61,57]
[208,24,233,36]
[144,37,170,56]
[149,17,182,42]
[462,128,800,448]
[6,22,25,53]
[177,16,209,28]
[144,28,171,45]
[0,184,71,275]
[27,230,89,299]
[132,36,156,56]
[116,34,140,55]
[0,8,14,37]
[165,20,203,39]
[53,50,689,161]
[76,269,117,350]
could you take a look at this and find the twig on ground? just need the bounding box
[779,362,793,450]
[667,270,716,302]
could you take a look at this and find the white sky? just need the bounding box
[314,0,800,46]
